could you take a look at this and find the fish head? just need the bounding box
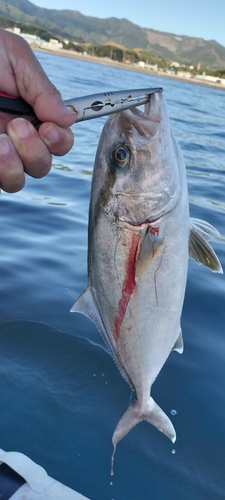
[92,92,185,226]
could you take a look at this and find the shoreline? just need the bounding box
[33,46,225,91]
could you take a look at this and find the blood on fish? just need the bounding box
[149,226,159,236]
[113,233,140,342]
[111,445,116,476]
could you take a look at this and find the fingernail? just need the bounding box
[11,118,31,138]
[42,124,59,144]
[0,134,11,154]
[65,104,77,114]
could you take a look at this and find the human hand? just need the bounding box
[0,28,77,193]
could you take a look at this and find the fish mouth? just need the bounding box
[123,92,161,124]
[127,93,161,122]
[118,92,162,147]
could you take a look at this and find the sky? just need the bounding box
[31,0,225,48]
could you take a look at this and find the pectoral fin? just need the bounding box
[136,230,162,279]
[189,221,223,273]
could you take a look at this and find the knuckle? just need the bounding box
[0,166,25,193]
[6,123,52,178]
[41,125,74,156]
[24,153,52,179]
[28,162,51,179]
[0,134,25,192]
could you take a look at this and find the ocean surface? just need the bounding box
[0,52,225,500]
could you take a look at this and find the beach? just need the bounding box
[33,45,225,90]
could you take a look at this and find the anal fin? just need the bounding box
[172,330,184,354]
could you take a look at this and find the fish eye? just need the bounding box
[112,144,130,168]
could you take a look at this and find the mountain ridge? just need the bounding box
[1,0,225,69]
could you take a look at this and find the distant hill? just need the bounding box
[1,0,225,69]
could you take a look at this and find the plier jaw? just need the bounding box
[0,87,163,129]
[64,87,163,123]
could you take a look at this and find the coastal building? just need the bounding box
[5,27,46,47]
[194,74,225,85]
[5,27,63,51]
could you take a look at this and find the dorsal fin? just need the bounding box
[71,287,131,386]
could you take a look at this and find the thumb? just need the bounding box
[32,86,77,128]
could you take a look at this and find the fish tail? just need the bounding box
[112,397,176,447]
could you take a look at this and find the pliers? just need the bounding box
[0,87,163,129]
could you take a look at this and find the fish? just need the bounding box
[71,92,223,453]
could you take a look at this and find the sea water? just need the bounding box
[0,52,224,500]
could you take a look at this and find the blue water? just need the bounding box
[0,53,225,500]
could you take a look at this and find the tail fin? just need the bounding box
[112,397,176,447]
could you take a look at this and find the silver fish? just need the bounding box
[71,92,223,451]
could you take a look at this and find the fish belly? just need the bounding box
[90,204,189,446]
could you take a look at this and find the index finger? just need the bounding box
[1,30,76,128]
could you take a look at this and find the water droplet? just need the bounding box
[102,373,105,376]
[172,449,176,454]
[110,481,113,486]
[170,409,177,416]
[93,374,96,377]
[105,381,108,384]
